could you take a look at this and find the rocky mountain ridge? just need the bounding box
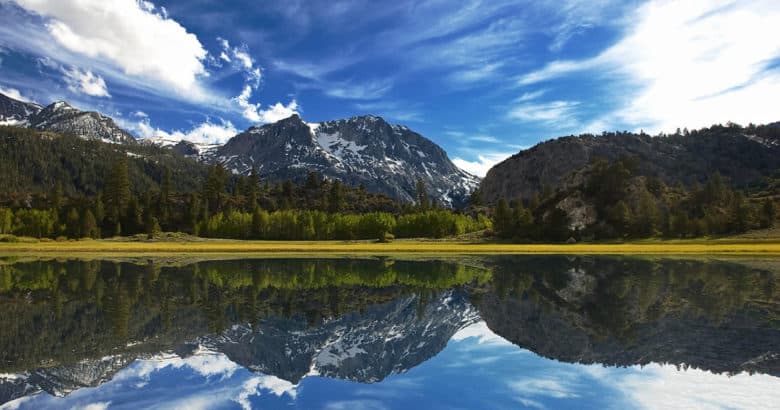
[215,114,479,206]
[0,91,477,206]
[480,124,780,204]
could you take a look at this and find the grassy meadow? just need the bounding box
[2,234,780,255]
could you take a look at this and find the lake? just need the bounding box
[0,255,778,409]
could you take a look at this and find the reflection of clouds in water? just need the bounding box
[237,375,298,409]
[449,321,780,409]
[508,378,580,399]
[5,319,780,410]
[3,353,298,410]
[451,321,513,346]
[612,364,780,410]
[324,399,389,410]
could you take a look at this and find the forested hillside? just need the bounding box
[0,126,207,197]
[481,122,780,204]
[0,126,489,240]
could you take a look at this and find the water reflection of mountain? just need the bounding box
[475,256,780,376]
[0,258,488,404]
[1,256,780,405]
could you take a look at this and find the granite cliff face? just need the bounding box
[215,114,478,206]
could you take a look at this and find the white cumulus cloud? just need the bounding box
[452,152,514,177]
[13,0,208,94]
[235,85,299,124]
[63,67,110,97]
[134,118,238,145]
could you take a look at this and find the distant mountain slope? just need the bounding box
[0,126,206,196]
[0,91,478,206]
[28,101,136,144]
[481,123,780,204]
[0,92,135,144]
[216,114,479,207]
[0,92,41,126]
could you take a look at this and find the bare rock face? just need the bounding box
[215,114,479,207]
[28,101,136,144]
[0,92,41,126]
[1,92,136,144]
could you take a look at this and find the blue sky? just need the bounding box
[7,321,780,410]
[0,0,779,176]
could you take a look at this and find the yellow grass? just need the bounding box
[2,237,780,255]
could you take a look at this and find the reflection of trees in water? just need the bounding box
[484,257,780,340]
[477,256,780,375]
[0,258,491,371]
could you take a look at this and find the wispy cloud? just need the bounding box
[353,100,423,123]
[508,100,580,128]
[324,400,388,410]
[516,0,780,132]
[62,66,110,97]
[325,79,393,100]
[467,135,501,143]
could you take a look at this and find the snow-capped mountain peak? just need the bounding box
[216,114,479,206]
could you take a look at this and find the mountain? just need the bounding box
[197,290,477,384]
[0,93,42,126]
[0,289,477,403]
[0,126,207,196]
[139,136,220,161]
[214,114,479,207]
[28,101,136,144]
[480,123,780,204]
[1,91,477,206]
[0,92,135,144]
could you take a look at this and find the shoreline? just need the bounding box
[2,238,780,255]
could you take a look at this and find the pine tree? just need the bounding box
[247,168,260,212]
[124,195,143,235]
[328,180,344,213]
[762,200,776,228]
[511,200,533,238]
[104,158,131,235]
[204,164,227,216]
[415,178,430,211]
[186,193,201,234]
[81,209,99,239]
[306,171,321,190]
[492,198,512,238]
[94,191,105,226]
[145,215,161,239]
[159,167,172,225]
[469,188,483,207]
[66,207,80,238]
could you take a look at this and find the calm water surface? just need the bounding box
[0,256,778,409]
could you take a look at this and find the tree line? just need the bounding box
[489,156,776,242]
[0,155,489,241]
